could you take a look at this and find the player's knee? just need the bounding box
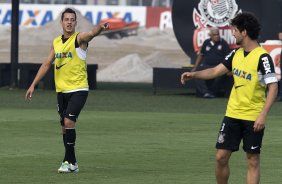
[247,154,260,168]
[64,118,75,128]
[216,153,229,166]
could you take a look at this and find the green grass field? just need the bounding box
[0,83,282,184]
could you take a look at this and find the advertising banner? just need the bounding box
[0,4,146,27]
[146,7,172,30]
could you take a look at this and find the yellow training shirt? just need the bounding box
[53,32,88,92]
[225,47,267,121]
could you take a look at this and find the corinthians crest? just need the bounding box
[193,0,239,28]
[217,132,225,143]
[192,0,241,52]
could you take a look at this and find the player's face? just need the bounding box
[232,26,243,45]
[61,13,76,35]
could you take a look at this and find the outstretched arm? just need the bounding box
[25,45,55,100]
[181,63,229,84]
[77,22,109,45]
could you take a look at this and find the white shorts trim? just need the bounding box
[62,88,89,93]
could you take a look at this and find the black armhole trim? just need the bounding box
[75,34,88,49]
[75,35,79,48]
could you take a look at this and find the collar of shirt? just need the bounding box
[210,40,215,46]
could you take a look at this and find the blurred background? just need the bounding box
[0,0,173,6]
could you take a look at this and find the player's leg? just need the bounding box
[215,116,242,184]
[246,153,260,184]
[64,91,88,171]
[64,118,78,172]
[242,120,264,184]
[57,92,67,147]
[215,149,232,184]
[57,92,70,173]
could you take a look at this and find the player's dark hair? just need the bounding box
[61,8,76,21]
[231,12,261,40]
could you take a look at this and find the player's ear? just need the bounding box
[242,29,247,36]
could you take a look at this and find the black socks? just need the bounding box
[63,128,76,164]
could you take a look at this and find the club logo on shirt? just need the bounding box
[55,52,73,59]
[233,68,252,81]
[217,45,222,50]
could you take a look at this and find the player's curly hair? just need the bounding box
[61,8,77,21]
[231,12,261,40]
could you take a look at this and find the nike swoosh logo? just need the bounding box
[251,146,259,150]
[56,63,66,70]
[235,85,244,89]
[69,114,76,117]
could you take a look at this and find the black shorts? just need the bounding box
[57,91,88,126]
[215,116,264,154]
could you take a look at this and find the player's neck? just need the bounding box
[64,31,75,39]
[242,39,259,52]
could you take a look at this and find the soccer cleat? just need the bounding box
[69,163,79,173]
[58,161,70,173]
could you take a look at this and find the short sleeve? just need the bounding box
[222,49,236,71]
[258,54,278,84]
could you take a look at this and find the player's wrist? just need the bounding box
[191,72,196,78]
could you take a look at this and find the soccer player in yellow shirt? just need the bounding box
[25,8,109,173]
[181,12,278,184]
